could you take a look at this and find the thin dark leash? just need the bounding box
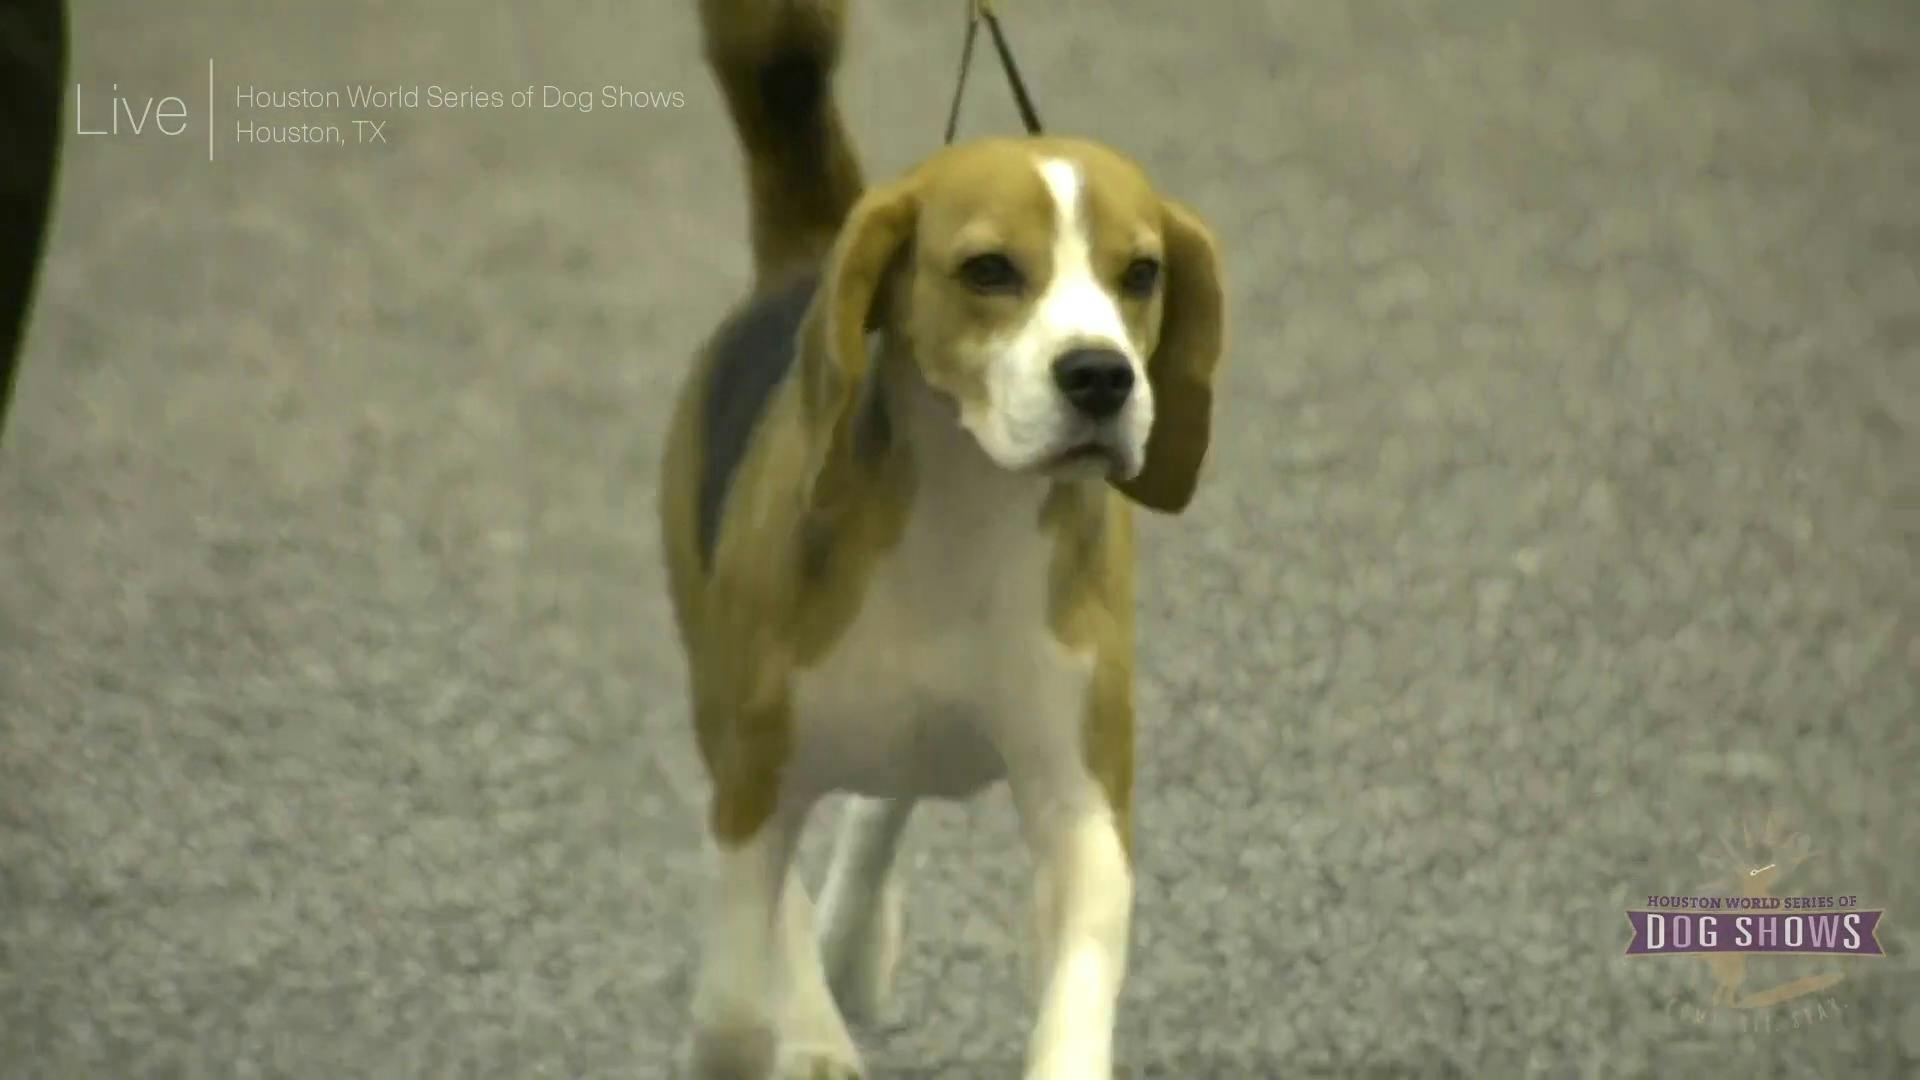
[943,0,1044,145]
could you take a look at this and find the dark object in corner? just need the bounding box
[0,0,67,444]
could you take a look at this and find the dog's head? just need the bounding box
[797,136,1226,513]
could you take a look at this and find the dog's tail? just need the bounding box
[697,0,865,287]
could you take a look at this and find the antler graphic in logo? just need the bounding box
[1689,812,1843,1010]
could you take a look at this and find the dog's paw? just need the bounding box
[683,1011,778,1080]
[777,1044,865,1080]
[1023,1046,1114,1080]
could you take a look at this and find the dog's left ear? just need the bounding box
[796,177,917,512]
[791,176,917,511]
[1113,198,1226,514]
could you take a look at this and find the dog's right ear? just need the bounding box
[1112,198,1225,514]
[797,177,917,511]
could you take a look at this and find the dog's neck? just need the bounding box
[854,331,1071,614]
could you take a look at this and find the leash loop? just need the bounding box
[944,0,1044,145]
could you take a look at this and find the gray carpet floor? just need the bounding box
[3,1,1916,1076]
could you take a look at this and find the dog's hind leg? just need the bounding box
[816,796,915,1025]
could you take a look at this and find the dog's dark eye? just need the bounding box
[958,252,1024,295]
[1119,257,1161,297]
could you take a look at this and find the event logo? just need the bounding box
[1626,812,1886,1033]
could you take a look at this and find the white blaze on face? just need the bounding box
[963,157,1155,476]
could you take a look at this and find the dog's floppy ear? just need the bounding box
[796,178,917,510]
[1113,198,1226,514]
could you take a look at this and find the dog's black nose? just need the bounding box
[1052,348,1134,420]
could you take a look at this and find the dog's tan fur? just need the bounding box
[661,2,1224,1075]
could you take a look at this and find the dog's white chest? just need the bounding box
[787,481,1092,802]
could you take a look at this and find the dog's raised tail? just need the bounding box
[698,0,864,287]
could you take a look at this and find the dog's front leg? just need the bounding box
[1009,776,1133,1080]
[687,797,805,1080]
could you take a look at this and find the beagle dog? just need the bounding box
[660,2,1225,1076]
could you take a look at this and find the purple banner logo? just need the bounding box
[1625,910,1884,956]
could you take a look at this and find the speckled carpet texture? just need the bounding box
[2,1,1916,1077]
